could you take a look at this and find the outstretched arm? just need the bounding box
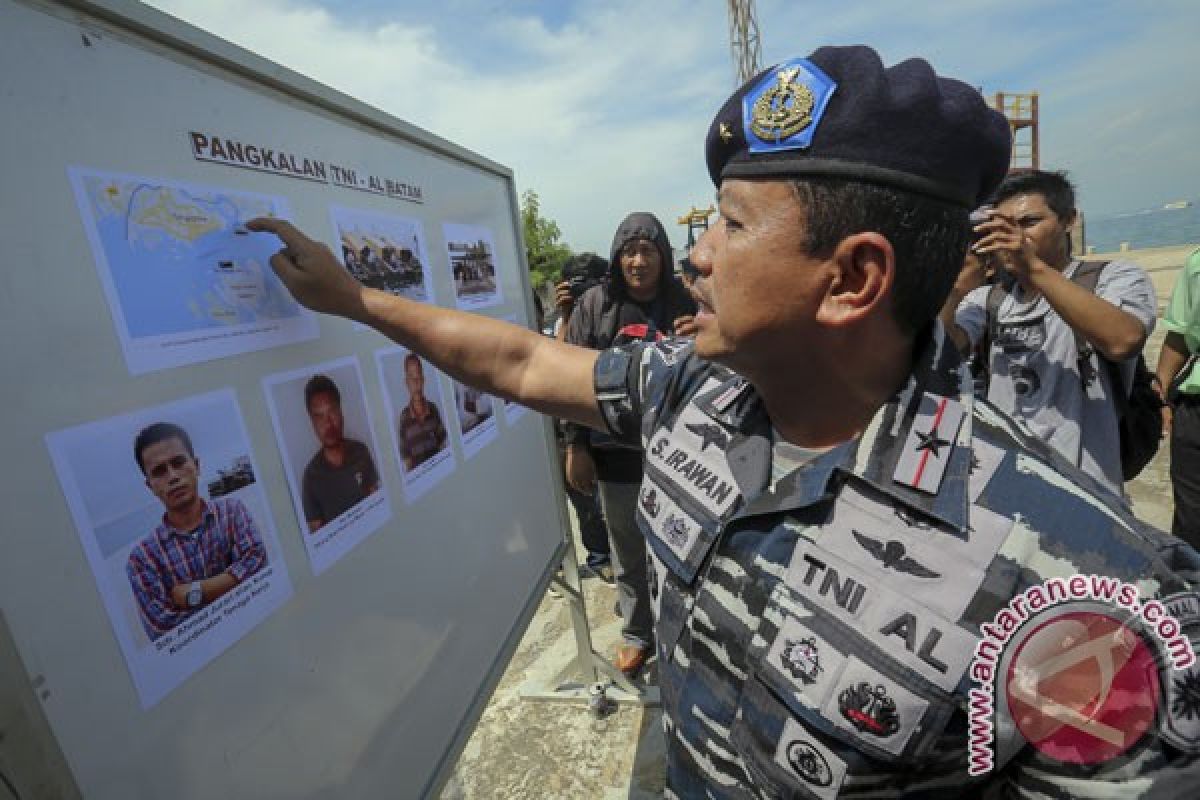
[248,218,604,430]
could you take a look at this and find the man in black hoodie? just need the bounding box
[563,212,696,675]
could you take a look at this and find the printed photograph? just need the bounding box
[442,222,503,310]
[375,347,458,501]
[45,389,293,708]
[450,377,499,459]
[263,356,392,574]
[330,205,435,304]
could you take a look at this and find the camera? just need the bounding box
[561,253,609,300]
[969,204,994,248]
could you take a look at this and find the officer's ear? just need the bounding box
[815,232,894,328]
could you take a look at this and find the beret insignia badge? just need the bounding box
[742,57,836,154]
[751,67,814,141]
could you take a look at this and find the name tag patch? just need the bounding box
[783,544,978,692]
[645,400,741,519]
[773,717,848,800]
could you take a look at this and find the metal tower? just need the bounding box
[990,91,1040,173]
[727,0,762,85]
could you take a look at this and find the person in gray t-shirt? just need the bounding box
[941,171,1157,495]
[300,374,380,532]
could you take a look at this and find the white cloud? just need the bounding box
[146,0,1200,253]
[146,0,728,255]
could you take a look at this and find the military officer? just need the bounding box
[251,45,1200,799]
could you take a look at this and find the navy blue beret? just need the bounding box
[705,45,1011,208]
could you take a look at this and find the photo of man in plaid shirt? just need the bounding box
[125,422,267,641]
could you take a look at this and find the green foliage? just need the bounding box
[520,189,572,291]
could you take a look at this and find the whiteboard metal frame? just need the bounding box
[2,1,576,797]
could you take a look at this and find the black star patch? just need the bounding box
[685,422,730,452]
[914,427,950,457]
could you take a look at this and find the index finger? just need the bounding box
[246,217,314,250]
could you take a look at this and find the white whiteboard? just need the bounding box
[0,1,567,797]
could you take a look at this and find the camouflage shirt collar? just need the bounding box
[705,323,973,531]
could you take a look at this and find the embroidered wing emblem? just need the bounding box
[852,530,941,579]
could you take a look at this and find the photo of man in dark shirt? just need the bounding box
[300,374,380,532]
[397,353,448,470]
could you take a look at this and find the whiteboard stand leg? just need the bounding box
[520,546,660,708]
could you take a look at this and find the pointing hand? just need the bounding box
[246,217,363,317]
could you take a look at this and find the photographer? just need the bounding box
[554,252,609,341]
[562,212,696,676]
[942,171,1157,496]
[551,253,614,582]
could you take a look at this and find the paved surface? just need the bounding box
[441,245,1196,800]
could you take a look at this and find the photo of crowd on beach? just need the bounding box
[331,206,435,304]
[44,389,293,708]
[442,223,503,310]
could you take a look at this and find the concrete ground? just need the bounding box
[440,245,1197,800]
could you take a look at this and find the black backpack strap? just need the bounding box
[978,281,1008,392]
[1070,259,1107,293]
[1066,261,1129,413]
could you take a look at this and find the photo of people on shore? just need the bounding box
[330,206,435,304]
[450,376,499,459]
[45,389,293,708]
[263,356,391,574]
[376,346,458,501]
[442,223,503,310]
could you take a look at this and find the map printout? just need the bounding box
[69,167,318,374]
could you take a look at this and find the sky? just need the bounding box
[145,0,1200,256]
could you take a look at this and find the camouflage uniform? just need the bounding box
[594,327,1200,798]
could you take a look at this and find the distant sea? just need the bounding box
[1086,200,1200,253]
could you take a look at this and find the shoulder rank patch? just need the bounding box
[893,392,966,494]
[743,58,837,153]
